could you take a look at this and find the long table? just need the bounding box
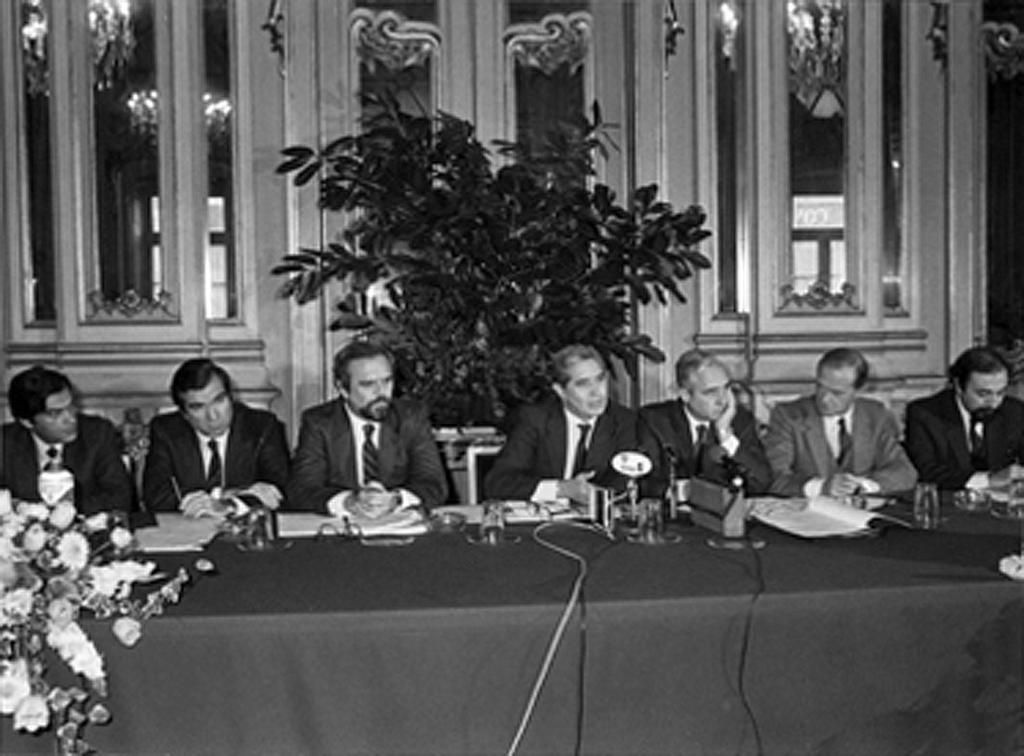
[4,508,1022,755]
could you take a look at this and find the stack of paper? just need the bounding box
[749,496,899,538]
[276,509,429,538]
[135,513,221,552]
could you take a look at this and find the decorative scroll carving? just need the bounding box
[982,21,1024,81]
[350,9,441,74]
[504,12,592,76]
[778,280,857,312]
[86,288,175,320]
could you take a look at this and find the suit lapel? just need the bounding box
[333,404,359,483]
[10,426,41,497]
[938,394,972,470]
[802,403,835,476]
[544,408,569,478]
[224,407,251,483]
[378,409,402,482]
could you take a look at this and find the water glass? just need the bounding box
[952,488,990,513]
[913,482,940,530]
[637,498,665,545]
[480,500,506,546]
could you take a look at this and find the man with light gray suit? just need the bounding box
[764,348,917,498]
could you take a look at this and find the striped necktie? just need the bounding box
[363,423,380,484]
[206,438,222,489]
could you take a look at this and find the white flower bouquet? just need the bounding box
[0,489,193,754]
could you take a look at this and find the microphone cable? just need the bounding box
[735,535,767,755]
[505,520,613,756]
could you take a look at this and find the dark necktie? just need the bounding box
[969,420,987,471]
[363,423,380,484]
[44,446,59,471]
[571,423,592,476]
[694,424,709,475]
[206,439,222,489]
[837,417,853,470]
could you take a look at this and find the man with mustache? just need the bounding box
[484,344,640,504]
[905,346,1024,490]
[287,341,448,515]
[0,365,132,514]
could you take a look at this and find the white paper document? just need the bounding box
[276,509,429,538]
[135,513,221,552]
[749,496,900,538]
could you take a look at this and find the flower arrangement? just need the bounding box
[0,489,193,754]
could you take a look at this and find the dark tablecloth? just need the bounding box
[4,510,1022,755]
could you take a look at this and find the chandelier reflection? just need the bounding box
[21,0,135,97]
[787,0,845,119]
[126,90,232,144]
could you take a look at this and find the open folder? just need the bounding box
[749,496,909,538]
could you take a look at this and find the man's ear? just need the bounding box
[18,418,34,430]
[551,383,566,402]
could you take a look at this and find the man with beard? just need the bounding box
[287,341,448,514]
[143,358,291,516]
[765,348,917,497]
[485,344,640,504]
[905,346,1024,490]
[0,365,133,514]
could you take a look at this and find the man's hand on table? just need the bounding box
[988,463,1024,489]
[824,472,867,498]
[556,472,596,505]
[180,490,235,519]
[348,483,401,520]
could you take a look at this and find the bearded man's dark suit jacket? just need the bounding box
[143,403,291,512]
[0,415,133,514]
[484,398,640,501]
[638,399,772,496]
[286,397,448,511]
[765,396,918,497]
[904,388,1024,490]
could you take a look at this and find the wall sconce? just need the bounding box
[665,0,685,61]
[926,0,949,66]
[263,0,285,74]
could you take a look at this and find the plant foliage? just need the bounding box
[274,92,711,426]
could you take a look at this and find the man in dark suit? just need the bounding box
[287,341,448,514]
[143,359,291,515]
[640,349,771,496]
[485,344,640,503]
[1,365,132,514]
[765,348,917,497]
[904,346,1024,490]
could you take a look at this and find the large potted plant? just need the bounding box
[273,93,711,427]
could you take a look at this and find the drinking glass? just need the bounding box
[480,500,506,546]
[952,488,990,513]
[913,482,940,530]
[1006,479,1024,557]
[636,498,665,545]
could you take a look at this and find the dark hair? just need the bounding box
[8,365,73,421]
[333,341,394,390]
[170,359,234,409]
[674,349,727,388]
[948,346,1009,390]
[816,348,869,389]
[550,344,606,386]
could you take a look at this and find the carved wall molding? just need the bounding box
[982,21,1024,81]
[350,9,441,74]
[778,280,858,313]
[504,11,592,76]
[86,288,175,321]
